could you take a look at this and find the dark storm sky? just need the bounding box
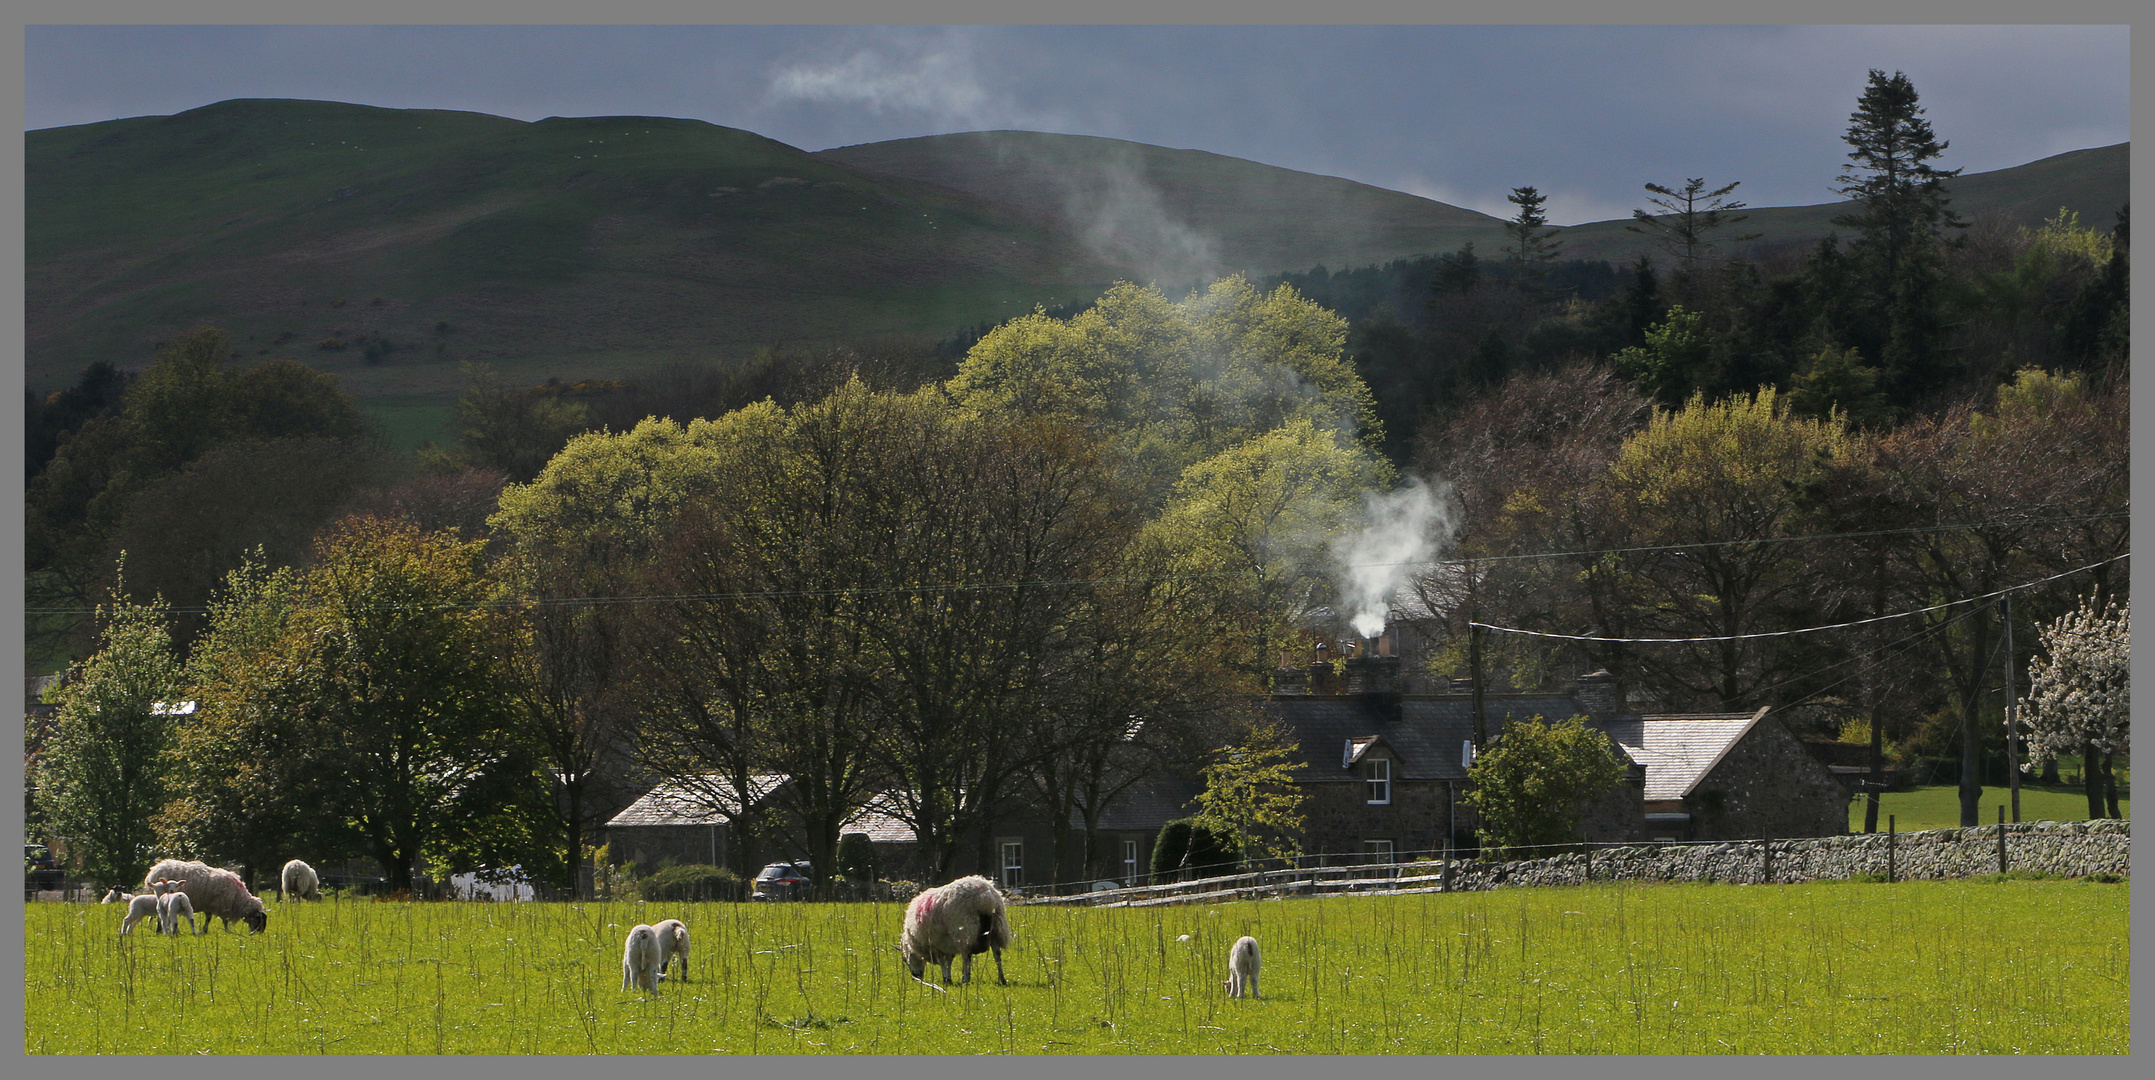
[23,23,2131,224]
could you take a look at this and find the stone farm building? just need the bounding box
[1263,649,1849,861]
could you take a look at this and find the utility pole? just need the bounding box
[1470,622,1488,749]
[2001,594,2020,822]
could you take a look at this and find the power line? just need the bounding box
[24,510,2128,617]
[1468,553,2127,644]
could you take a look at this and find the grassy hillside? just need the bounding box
[818,130,1509,279]
[28,99,2125,411]
[1541,143,2129,263]
[27,99,1126,398]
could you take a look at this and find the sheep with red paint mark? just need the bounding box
[898,875,1011,986]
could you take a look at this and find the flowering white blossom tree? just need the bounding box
[2018,594,2128,818]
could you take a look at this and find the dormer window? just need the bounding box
[1365,757,1390,804]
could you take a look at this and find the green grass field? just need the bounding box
[1851,784,2130,833]
[25,879,2128,1054]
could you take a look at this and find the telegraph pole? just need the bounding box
[2001,594,2020,822]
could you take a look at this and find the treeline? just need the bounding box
[30,278,1401,895]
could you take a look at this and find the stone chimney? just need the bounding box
[1575,670,1622,722]
[1343,635,1402,718]
[1271,649,1310,696]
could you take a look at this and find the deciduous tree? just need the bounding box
[1463,714,1626,856]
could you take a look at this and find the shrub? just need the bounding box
[1154,817,1238,880]
[638,863,743,902]
[2084,872,2123,884]
[837,833,876,882]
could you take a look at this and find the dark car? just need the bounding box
[25,843,64,895]
[751,861,812,901]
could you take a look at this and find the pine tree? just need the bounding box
[1501,186,1564,273]
[1626,177,1760,302]
[1833,70,1963,401]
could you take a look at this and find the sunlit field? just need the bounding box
[25,878,2128,1055]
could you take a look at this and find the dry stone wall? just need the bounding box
[1436,819,2127,891]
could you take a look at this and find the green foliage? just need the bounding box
[1611,305,1716,406]
[947,275,1383,504]
[1501,186,1563,270]
[420,365,616,483]
[637,864,745,902]
[1464,714,1627,855]
[1626,177,1759,286]
[1787,344,1894,429]
[1191,720,1307,868]
[32,585,181,890]
[1154,817,1240,879]
[837,833,878,883]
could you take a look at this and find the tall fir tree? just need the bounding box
[1832,70,1964,404]
[1501,186,1565,275]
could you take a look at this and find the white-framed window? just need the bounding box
[1365,756,1391,804]
[1364,839,1395,866]
[1123,839,1140,886]
[1000,839,1024,888]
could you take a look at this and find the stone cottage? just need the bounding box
[1264,642,1847,860]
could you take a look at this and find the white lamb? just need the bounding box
[651,919,690,982]
[142,859,268,934]
[621,924,662,994]
[898,875,1011,986]
[157,881,198,936]
[1224,935,1260,999]
[109,888,161,936]
[281,859,322,901]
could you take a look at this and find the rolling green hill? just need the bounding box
[27,98,1128,400]
[27,99,2126,418]
[817,130,1510,280]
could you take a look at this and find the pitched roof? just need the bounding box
[841,795,919,844]
[1261,693,1597,782]
[605,773,789,828]
[1598,710,1770,801]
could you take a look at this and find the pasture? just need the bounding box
[24,878,2128,1055]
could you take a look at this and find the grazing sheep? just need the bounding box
[651,919,690,982]
[113,889,161,936]
[142,859,269,934]
[621,924,662,994]
[898,875,1011,986]
[157,882,198,936]
[1224,935,1260,999]
[280,859,322,901]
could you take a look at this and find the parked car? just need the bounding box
[25,843,64,895]
[750,861,812,901]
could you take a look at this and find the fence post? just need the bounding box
[1761,840,1773,884]
[1887,815,1896,883]
[1998,805,2008,873]
[1442,843,1453,893]
[1584,843,1593,883]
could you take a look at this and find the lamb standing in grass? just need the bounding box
[156,881,198,936]
[621,924,662,994]
[651,919,690,982]
[1224,935,1260,999]
[281,859,322,901]
[898,875,1011,986]
[108,888,161,936]
[142,859,268,934]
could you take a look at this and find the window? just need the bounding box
[1365,757,1391,804]
[1123,840,1140,886]
[1000,840,1024,888]
[1365,839,1396,877]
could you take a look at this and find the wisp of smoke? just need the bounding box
[1329,478,1454,639]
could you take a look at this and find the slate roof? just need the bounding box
[841,795,919,844]
[1599,710,1769,801]
[1071,776,1203,832]
[606,773,789,828]
[1261,693,1598,782]
[1265,693,1773,802]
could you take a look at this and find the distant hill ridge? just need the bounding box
[27,99,2127,411]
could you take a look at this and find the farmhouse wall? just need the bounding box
[1302,774,1451,859]
[1685,718,1848,840]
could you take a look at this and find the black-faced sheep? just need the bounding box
[281,859,322,901]
[898,875,1011,986]
[652,919,690,982]
[622,924,662,994]
[143,859,268,934]
[157,882,198,936]
[1224,935,1260,999]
